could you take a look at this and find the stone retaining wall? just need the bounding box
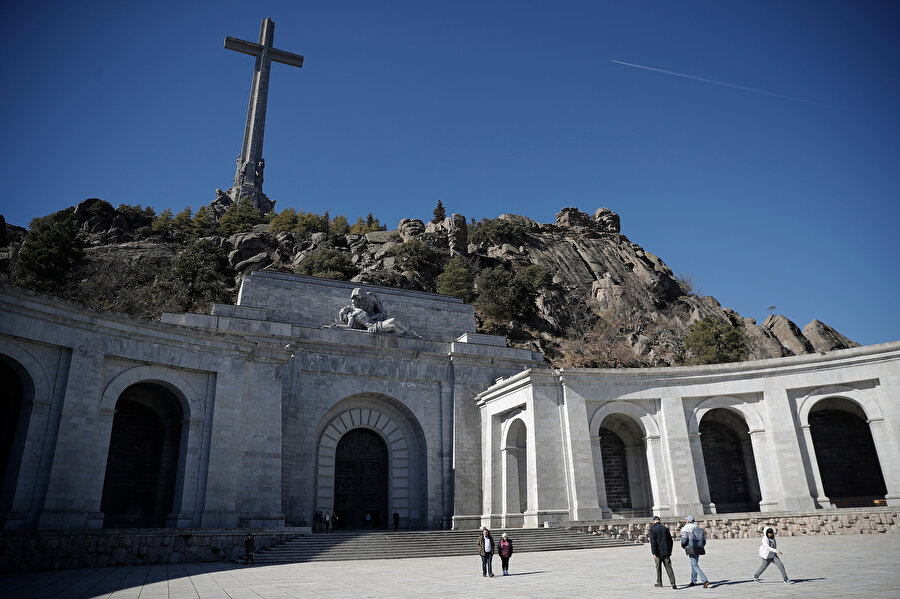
[567,509,899,543]
[0,527,310,573]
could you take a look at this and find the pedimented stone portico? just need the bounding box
[1,271,899,549]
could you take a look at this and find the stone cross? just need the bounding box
[224,18,303,210]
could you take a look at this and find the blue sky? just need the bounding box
[1,1,898,345]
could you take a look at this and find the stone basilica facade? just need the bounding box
[1,271,898,534]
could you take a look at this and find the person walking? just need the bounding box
[498,532,514,575]
[650,516,677,589]
[477,527,496,577]
[754,526,793,584]
[393,511,400,532]
[243,533,256,565]
[324,511,331,533]
[680,516,709,588]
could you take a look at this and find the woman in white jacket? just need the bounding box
[753,526,792,584]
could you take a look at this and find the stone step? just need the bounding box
[254,528,636,563]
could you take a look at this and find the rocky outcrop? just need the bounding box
[763,314,816,356]
[1,202,859,366]
[803,319,862,353]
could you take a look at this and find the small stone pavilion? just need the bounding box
[1,271,898,544]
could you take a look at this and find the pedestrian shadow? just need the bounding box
[706,577,825,588]
[508,571,550,576]
[704,579,756,587]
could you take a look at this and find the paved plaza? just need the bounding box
[2,533,899,598]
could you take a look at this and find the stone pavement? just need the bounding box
[2,533,899,598]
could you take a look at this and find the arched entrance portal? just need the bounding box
[699,409,761,513]
[100,383,183,528]
[0,360,25,499]
[599,414,652,517]
[809,400,887,507]
[334,429,388,529]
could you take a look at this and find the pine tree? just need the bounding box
[14,208,85,293]
[218,200,266,237]
[437,256,475,302]
[172,207,194,238]
[269,207,299,232]
[683,317,747,365]
[151,208,174,237]
[192,206,218,237]
[432,200,447,224]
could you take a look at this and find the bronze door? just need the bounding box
[334,429,388,529]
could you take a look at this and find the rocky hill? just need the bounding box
[0,202,858,366]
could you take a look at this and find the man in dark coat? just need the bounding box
[650,516,677,588]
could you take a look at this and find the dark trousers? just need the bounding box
[481,554,493,575]
[500,556,510,571]
[655,555,675,584]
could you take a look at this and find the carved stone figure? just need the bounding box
[330,288,419,338]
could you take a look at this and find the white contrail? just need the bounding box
[610,59,811,103]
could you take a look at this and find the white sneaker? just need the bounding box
[784,579,793,584]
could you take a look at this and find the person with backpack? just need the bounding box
[680,516,710,588]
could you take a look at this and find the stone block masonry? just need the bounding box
[571,508,899,544]
[0,527,309,573]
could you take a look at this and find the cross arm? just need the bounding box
[225,36,261,57]
[270,48,304,68]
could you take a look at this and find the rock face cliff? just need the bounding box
[1,202,858,366]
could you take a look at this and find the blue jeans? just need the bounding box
[688,554,708,583]
[481,554,493,575]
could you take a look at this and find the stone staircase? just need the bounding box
[254,528,637,563]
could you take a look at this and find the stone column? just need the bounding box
[625,442,650,512]
[688,432,712,511]
[167,418,206,528]
[761,384,816,511]
[501,446,521,528]
[201,362,244,528]
[868,418,900,507]
[799,424,831,508]
[644,433,672,517]
[557,379,604,521]
[37,344,106,530]
[1,398,50,530]
[659,394,704,516]
[526,375,570,527]
[747,429,780,511]
[590,434,612,518]
[479,406,501,528]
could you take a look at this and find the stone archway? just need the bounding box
[315,398,428,530]
[100,383,183,528]
[808,398,887,507]
[699,408,761,513]
[599,414,652,517]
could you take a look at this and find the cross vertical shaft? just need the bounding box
[223,18,303,210]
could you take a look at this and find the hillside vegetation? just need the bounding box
[0,200,858,367]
